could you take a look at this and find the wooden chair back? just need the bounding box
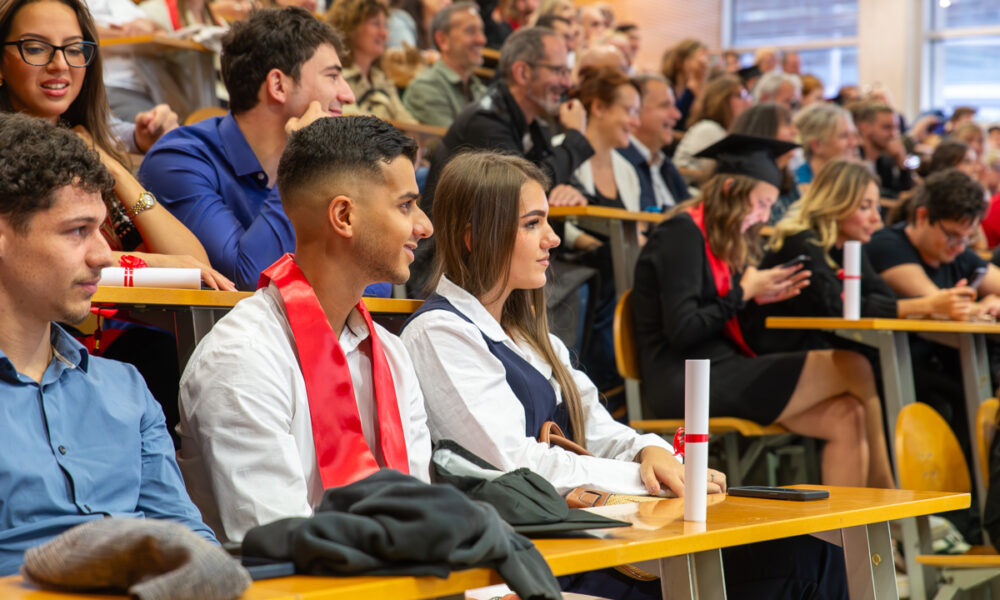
[613,289,640,380]
[895,402,971,493]
[976,398,999,487]
[184,105,226,126]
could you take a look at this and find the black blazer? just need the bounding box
[617,142,690,210]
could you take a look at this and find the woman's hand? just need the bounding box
[132,252,237,291]
[741,264,810,304]
[637,446,726,496]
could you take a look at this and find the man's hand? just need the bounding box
[134,104,179,153]
[284,101,330,136]
[547,184,587,207]
[559,99,586,133]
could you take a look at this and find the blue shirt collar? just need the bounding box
[0,324,89,385]
[218,113,268,180]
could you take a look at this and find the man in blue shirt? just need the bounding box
[0,113,216,576]
[139,8,379,292]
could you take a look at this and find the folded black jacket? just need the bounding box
[242,470,562,600]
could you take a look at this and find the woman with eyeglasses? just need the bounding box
[0,0,233,290]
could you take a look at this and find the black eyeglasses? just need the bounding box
[528,62,571,78]
[3,39,96,68]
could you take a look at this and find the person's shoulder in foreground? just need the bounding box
[0,112,215,576]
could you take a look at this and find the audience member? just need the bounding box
[800,73,824,107]
[386,0,449,52]
[535,0,573,21]
[617,73,689,211]
[633,134,896,489]
[138,8,374,293]
[534,12,576,66]
[945,105,977,136]
[832,84,860,106]
[577,4,606,49]
[793,102,858,185]
[721,49,741,73]
[782,49,800,75]
[178,116,433,544]
[614,22,640,63]
[572,42,627,79]
[752,71,801,111]
[851,101,915,198]
[327,0,417,123]
[0,0,229,288]
[402,2,487,127]
[730,102,800,223]
[659,38,707,131]
[754,46,778,72]
[0,112,216,576]
[673,74,749,184]
[497,0,537,32]
[952,121,986,162]
[401,150,848,600]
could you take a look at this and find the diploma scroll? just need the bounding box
[684,359,710,522]
[843,240,861,320]
[99,267,201,289]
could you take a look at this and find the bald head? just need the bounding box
[574,43,626,80]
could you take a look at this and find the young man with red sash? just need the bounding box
[176,116,433,543]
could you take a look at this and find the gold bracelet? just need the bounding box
[126,191,156,219]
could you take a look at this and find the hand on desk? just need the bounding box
[638,446,726,496]
[121,251,237,291]
[972,293,1000,320]
[547,184,587,207]
[741,264,810,305]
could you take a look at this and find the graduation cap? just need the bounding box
[694,133,799,188]
[737,64,762,85]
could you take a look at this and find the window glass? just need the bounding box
[931,0,1000,29]
[731,0,858,47]
[929,36,1000,123]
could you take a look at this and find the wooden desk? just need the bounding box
[91,287,422,368]
[767,316,1000,598]
[99,33,208,52]
[0,486,968,600]
[548,206,664,298]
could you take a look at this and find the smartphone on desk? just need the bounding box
[727,486,829,501]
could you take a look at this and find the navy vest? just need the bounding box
[404,294,571,438]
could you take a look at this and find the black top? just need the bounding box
[748,229,898,354]
[616,141,691,211]
[866,221,986,288]
[631,212,807,423]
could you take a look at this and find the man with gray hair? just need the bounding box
[402,2,488,127]
[754,71,802,111]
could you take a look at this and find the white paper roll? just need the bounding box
[99,267,201,289]
[843,240,861,320]
[684,359,710,522]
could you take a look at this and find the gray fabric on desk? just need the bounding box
[21,518,251,600]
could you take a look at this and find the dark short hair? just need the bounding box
[278,116,418,210]
[221,7,345,115]
[429,1,478,51]
[851,101,893,125]
[614,23,638,34]
[498,26,557,83]
[912,168,986,225]
[535,13,571,30]
[0,113,113,232]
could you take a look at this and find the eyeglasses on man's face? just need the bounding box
[4,39,96,68]
[935,221,975,248]
[528,62,571,79]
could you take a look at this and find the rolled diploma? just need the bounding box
[843,240,861,320]
[684,359,710,522]
[99,267,201,289]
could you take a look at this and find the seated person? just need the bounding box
[326,0,417,123]
[137,8,387,294]
[729,102,800,224]
[793,102,858,186]
[400,150,847,600]
[616,72,689,212]
[0,113,215,576]
[177,116,433,544]
[659,38,708,132]
[672,75,749,185]
[402,2,487,128]
[851,101,915,199]
[754,160,973,355]
[632,134,895,489]
[0,0,230,289]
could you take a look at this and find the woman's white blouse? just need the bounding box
[401,277,674,496]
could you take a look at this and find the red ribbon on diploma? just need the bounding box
[672,427,709,458]
[118,255,148,287]
[837,269,860,280]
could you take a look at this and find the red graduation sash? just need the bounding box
[258,253,410,488]
[687,204,756,357]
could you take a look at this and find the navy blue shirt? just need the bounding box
[138,114,389,296]
[0,325,216,575]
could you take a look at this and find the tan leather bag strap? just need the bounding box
[537,421,594,457]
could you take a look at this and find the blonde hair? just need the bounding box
[431,152,588,447]
[794,102,851,159]
[768,160,878,267]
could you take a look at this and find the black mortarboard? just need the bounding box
[694,133,799,188]
[737,64,762,84]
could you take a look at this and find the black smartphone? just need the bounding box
[969,266,988,290]
[727,486,830,501]
[778,254,811,270]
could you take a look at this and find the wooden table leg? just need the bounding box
[659,549,727,599]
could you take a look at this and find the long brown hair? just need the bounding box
[431,151,587,447]
[687,74,741,130]
[686,173,761,268]
[0,0,127,166]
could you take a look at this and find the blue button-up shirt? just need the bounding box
[0,325,216,575]
[138,113,390,296]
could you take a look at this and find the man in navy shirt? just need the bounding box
[0,113,215,576]
[138,8,377,292]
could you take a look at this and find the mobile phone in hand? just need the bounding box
[778,254,811,270]
[969,266,988,290]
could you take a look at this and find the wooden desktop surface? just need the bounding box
[766,316,1000,334]
[99,33,208,52]
[548,205,666,224]
[0,486,968,600]
[91,287,422,315]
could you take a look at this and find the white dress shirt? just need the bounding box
[400,277,674,496]
[177,283,432,543]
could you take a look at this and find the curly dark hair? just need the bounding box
[912,168,986,225]
[278,115,417,210]
[0,113,113,232]
[221,7,345,115]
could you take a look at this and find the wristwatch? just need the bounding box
[126,191,156,218]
